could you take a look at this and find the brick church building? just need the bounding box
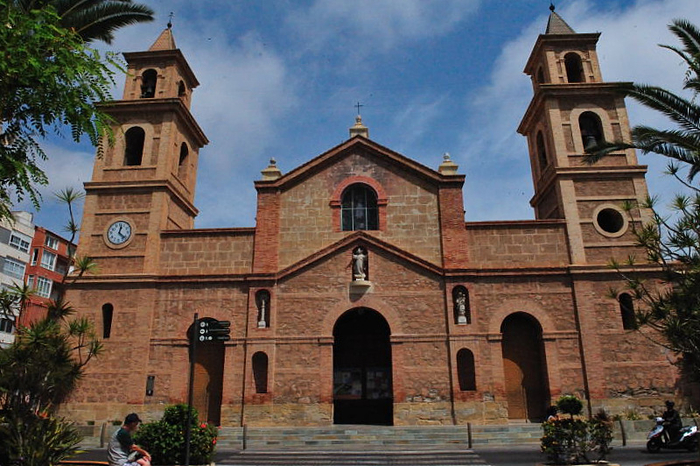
[63,10,680,427]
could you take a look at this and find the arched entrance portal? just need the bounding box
[187,319,225,425]
[333,308,393,425]
[501,312,550,421]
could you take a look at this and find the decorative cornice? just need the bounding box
[97,98,209,147]
[255,136,464,193]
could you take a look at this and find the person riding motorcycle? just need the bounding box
[662,400,682,443]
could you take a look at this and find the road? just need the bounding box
[473,442,698,466]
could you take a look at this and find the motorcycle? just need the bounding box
[647,416,698,452]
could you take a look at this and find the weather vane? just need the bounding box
[550,2,555,12]
[355,101,364,116]
[167,12,174,29]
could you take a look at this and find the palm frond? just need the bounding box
[668,19,700,67]
[13,0,154,44]
[61,1,154,44]
[623,84,700,134]
[583,140,636,164]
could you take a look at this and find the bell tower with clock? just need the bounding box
[77,25,208,274]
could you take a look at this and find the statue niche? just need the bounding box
[256,290,270,328]
[453,286,470,325]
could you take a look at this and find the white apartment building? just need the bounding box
[0,211,34,347]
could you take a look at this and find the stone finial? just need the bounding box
[261,158,282,181]
[438,152,459,175]
[349,115,369,139]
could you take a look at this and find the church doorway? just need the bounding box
[501,312,550,421]
[333,308,393,425]
[187,320,225,425]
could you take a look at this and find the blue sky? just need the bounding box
[23,0,700,236]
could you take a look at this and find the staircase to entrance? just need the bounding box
[214,424,544,450]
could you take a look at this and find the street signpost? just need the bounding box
[198,319,231,342]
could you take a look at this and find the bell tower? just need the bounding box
[517,7,651,265]
[78,26,208,274]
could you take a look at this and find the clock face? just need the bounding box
[107,220,132,245]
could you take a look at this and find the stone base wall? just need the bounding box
[240,403,333,426]
[453,401,509,424]
[393,402,453,425]
[59,402,168,426]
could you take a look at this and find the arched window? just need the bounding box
[341,184,378,231]
[536,131,548,172]
[457,348,476,391]
[619,293,636,330]
[536,67,546,84]
[102,303,114,338]
[141,69,157,98]
[564,53,584,83]
[177,80,186,97]
[178,143,189,179]
[452,286,470,324]
[124,127,145,166]
[252,352,268,394]
[579,112,604,151]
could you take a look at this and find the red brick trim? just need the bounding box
[320,297,405,338]
[329,176,387,232]
[487,299,556,334]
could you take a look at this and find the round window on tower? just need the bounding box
[593,205,627,237]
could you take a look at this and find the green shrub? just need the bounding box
[541,397,613,464]
[135,404,217,465]
[587,409,613,462]
[0,413,83,466]
[557,395,584,418]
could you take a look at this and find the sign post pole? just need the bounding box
[185,312,198,466]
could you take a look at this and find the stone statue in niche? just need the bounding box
[455,289,468,324]
[257,291,269,328]
[352,247,367,281]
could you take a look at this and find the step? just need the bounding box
[219,450,487,466]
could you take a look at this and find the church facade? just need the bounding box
[63,11,680,427]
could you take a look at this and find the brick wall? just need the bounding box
[276,151,442,269]
[160,229,254,275]
[466,220,569,266]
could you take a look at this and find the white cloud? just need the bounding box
[287,0,481,55]
[389,94,448,151]
[14,142,93,235]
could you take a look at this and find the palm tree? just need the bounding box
[13,0,155,44]
[584,19,700,180]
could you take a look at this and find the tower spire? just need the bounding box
[545,6,576,34]
[149,25,177,51]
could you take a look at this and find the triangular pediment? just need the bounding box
[276,231,442,281]
[255,136,464,192]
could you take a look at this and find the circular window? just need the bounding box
[594,206,627,237]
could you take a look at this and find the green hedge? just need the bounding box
[135,405,217,465]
